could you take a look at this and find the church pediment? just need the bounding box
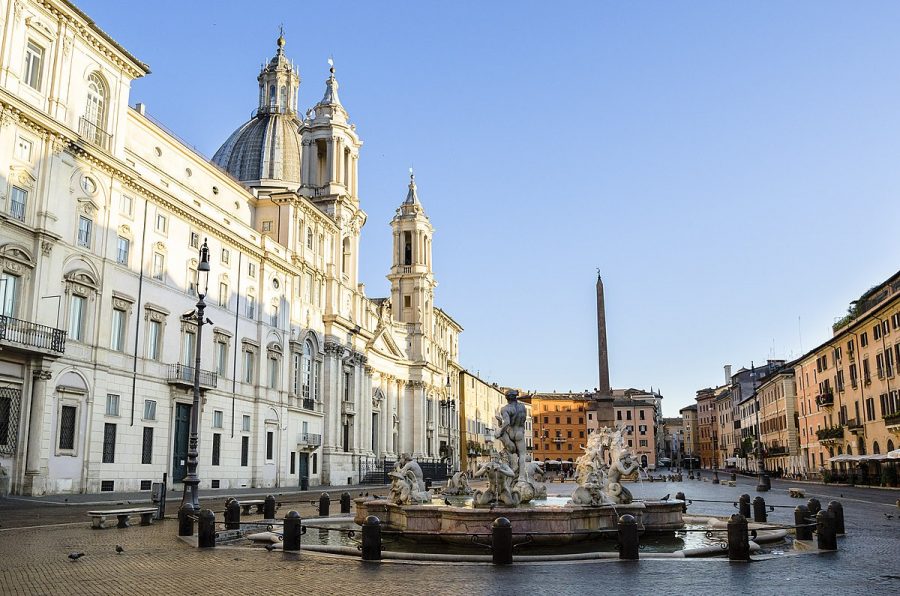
[367,325,404,358]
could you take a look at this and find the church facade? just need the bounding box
[0,0,462,496]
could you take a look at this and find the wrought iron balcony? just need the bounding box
[845,418,863,433]
[884,412,900,432]
[78,117,111,151]
[166,363,217,390]
[297,432,322,448]
[816,392,834,408]
[0,315,66,354]
[300,397,319,411]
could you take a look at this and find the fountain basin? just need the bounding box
[354,498,684,545]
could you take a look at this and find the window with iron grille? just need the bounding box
[140,480,152,490]
[102,423,116,463]
[58,405,77,451]
[240,436,249,466]
[212,433,221,466]
[266,431,274,460]
[101,480,114,492]
[141,427,153,464]
[9,186,27,221]
[0,387,21,455]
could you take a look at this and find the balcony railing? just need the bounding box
[846,418,863,433]
[0,315,66,353]
[816,392,835,408]
[884,412,900,430]
[815,426,843,441]
[297,432,322,447]
[78,117,111,151]
[9,198,26,221]
[166,363,217,389]
[300,397,318,411]
[766,445,788,456]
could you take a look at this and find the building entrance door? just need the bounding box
[173,403,191,482]
[298,453,309,485]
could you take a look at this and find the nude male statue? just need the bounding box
[495,390,528,480]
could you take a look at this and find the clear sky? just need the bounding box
[79,0,900,416]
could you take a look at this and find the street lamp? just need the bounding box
[439,375,457,472]
[752,362,771,492]
[180,239,211,513]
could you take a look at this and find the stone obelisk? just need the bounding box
[592,272,615,427]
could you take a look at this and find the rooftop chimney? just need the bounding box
[724,364,732,385]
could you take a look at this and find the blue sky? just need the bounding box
[79,1,900,415]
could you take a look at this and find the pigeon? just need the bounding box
[885,514,894,520]
[264,543,277,552]
[68,552,85,561]
[660,494,670,502]
[444,498,452,506]
[115,545,124,554]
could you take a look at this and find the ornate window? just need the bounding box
[85,73,106,128]
[23,41,44,91]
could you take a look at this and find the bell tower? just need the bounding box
[256,30,300,116]
[388,172,436,360]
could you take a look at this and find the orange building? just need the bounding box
[525,393,591,468]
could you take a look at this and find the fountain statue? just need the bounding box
[469,390,546,507]
[571,427,641,506]
[387,453,432,505]
[443,471,473,496]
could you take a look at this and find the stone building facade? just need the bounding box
[0,0,463,495]
[458,374,531,473]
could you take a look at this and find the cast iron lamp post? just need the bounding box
[440,375,457,472]
[181,239,211,512]
[752,362,771,492]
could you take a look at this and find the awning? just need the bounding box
[887,449,900,460]
[828,454,898,463]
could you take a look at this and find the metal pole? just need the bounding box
[753,362,770,492]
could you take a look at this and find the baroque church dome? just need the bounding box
[212,34,303,188]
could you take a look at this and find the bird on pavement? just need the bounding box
[444,498,452,506]
[885,514,894,520]
[264,543,277,552]
[660,494,670,502]
[115,545,124,554]
[68,552,85,561]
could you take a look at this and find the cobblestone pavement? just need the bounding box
[1,477,898,596]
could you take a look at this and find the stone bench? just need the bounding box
[789,487,805,498]
[234,499,266,515]
[88,507,157,529]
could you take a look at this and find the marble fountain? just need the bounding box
[354,391,684,547]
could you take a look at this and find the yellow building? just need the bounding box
[797,270,900,484]
[757,367,801,476]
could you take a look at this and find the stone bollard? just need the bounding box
[340,492,352,514]
[617,514,639,560]
[264,495,276,520]
[491,517,513,565]
[319,492,331,517]
[816,510,838,551]
[807,497,821,517]
[225,498,241,530]
[712,470,720,484]
[675,491,687,513]
[198,509,216,548]
[283,511,302,552]
[794,505,813,540]
[738,494,751,519]
[752,496,768,523]
[178,504,195,537]
[727,514,750,562]
[362,516,382,561]
[827,501,845,535]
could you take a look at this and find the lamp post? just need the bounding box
[753,362,770,492]
[440,375,457,472]
[180,239,211,512]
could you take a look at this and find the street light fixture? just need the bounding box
[752,362,771,492]
[180,238,211,513]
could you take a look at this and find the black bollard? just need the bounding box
[794,505,813,540]
[807,497,821,517]
[752,496,768,523]
[300,475,309,491]
[263,494,276,519]
[731,472,737,482]
[178,504,195,537]
[617,514,639,560]
[491,517,513,565]
[225,498,241,530]
[727,514,750,562]
[712,470,720,484]
[425,478,433,490]
[319,492,330,517]
[827,501,845,535]
[198,509,216,548]
[675,491,687,513]
[283,511,302,552]
[340,492,352,514]
[756,474,771,492]
[738,494,751,519]
[816,510,837,551]
[362,516,382,561]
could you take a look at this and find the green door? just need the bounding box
[298,453,309,484]
[173,403,191,482]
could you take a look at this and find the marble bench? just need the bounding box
[88,507,157,529]
[789,487,805,498]
[233,499,267,515]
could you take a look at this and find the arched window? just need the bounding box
[269,85,276,106]
[302,339,314,401]
[280,86,287,110]
[873,441,880,454]
[846,445,852,456]
[888,439,895,452]
[85,73,106,128]
[342,237,351,276]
